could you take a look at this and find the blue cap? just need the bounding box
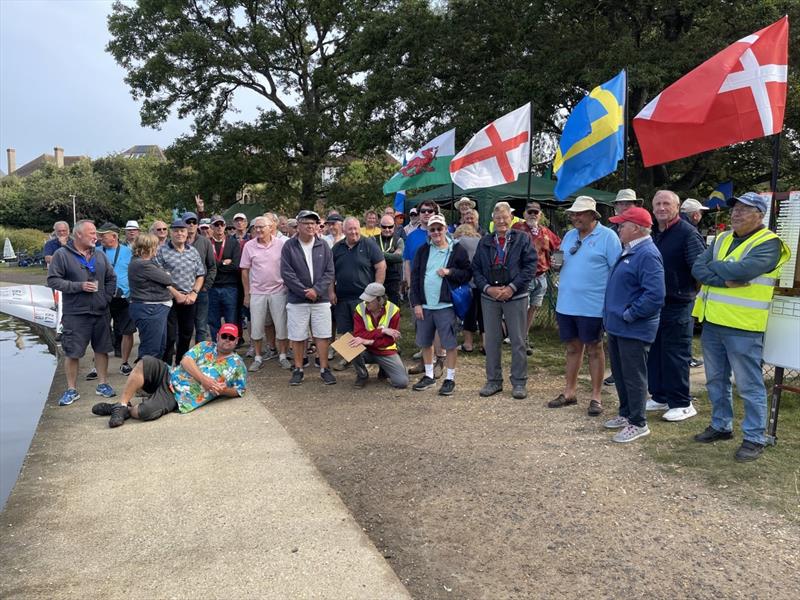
[727,192,768,213]
[181,211,199,221]
[170,219,188,229]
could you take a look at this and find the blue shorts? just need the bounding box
[556,312,604,344]
[415,307,458,350]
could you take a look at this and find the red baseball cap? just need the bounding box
[609,206,652,228]
[219,323,240,338]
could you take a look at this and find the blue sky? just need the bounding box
[0,0,257,170]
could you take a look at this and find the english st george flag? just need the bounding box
[450,103,531,189]
[633,16,788,166]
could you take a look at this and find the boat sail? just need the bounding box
[3,238,16,261]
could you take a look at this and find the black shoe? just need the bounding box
[412,375,436,391]
[119,362,133,376]
[603,375,614,386]
[320,369,337,385]
[377,368,388,380]
[689,357,704,368]
[85,368,98,381]
[92,402,115,416]
[354,376,368,389]
[735,440,764,462]
[512,386,528,399]
[438,379,455,396]
[694,426,733,443]
[290,368,304,386]
[108,404,130,428]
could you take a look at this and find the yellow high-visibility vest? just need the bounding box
[355,301,400,350]
[692,228,790,332]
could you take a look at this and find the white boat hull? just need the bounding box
[0,285,61,330]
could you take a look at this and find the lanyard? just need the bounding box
[75,251,96,274]
[378,235,394,253]
[213,237,226,263]
[494,234,508,265]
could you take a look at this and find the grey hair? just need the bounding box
[635,225,652,236]
[653,189,680,206]
[73,219,94,234]
[493,201,513,216]
[263,212,278,225]
[344,216,361,228]
[53,220,69,231]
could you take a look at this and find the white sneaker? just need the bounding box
[248,357,263,372]
[645,399,668,411]
[662,403,697,422]
[278,357,292,370]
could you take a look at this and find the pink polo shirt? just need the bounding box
[240,236,286,295]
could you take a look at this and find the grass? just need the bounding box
[397,302,800,521]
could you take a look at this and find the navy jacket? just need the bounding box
[603,237,665,343]
[280,236,335,304]
[472,229,537,300]
[652,218,704,304]
[409,241,472,307]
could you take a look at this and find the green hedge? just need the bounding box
[0,226,49,256]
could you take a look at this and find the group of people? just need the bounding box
[44,188,790,461]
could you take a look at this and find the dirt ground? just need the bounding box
[251,349,799,600]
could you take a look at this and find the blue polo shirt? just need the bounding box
[403,227,428,263]
[99,243,133,297]
[556,223,621,318]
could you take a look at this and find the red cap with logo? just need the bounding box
[219,323,240,338]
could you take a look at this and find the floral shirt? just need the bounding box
[169,342,247,413]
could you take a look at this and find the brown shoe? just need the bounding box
[547,394,577,408]
[408,362,425,375]
[587,399,604,416]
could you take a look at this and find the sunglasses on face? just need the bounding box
[213,222,226,227]
[429,227,444,233]
[525,209,541,215]
[155,227,167,232]
[220,333,237,341]
[569,240,582,255]
[381,225,395,229]
[185,219,198,225]
[419,208,435,214]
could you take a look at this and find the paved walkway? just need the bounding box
[0,350,409,599]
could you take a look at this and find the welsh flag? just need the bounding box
[383,129,456,195]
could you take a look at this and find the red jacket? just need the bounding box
[512,222,561,275]
[353,304,401,356]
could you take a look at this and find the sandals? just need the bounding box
[587,399,604,416]
[547,394,578,408]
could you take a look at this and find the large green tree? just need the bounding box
[107,0,407,207]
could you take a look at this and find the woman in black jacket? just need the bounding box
[409,214,471,396]
[128,234,184,361]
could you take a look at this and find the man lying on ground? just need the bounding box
[92,323,247,428]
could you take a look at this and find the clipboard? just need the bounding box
[331,332,366,362]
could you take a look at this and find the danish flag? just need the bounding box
[450,103,531,189]
[633,16,788,167]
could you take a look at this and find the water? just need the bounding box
[0,314,57,509]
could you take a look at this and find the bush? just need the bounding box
[0,226,49,255]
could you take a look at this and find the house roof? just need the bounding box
[121,145,166,160]
[12,152,88,177]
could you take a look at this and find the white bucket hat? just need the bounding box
[566,196,601,220]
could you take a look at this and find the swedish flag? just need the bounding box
[706,181,732,209]
[554,70,626,201]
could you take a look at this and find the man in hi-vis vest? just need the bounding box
[691,192,790,462]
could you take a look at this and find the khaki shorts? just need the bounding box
[286,302,332,341]
[250,292,288,340]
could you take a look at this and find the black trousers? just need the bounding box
[164,302,197,366]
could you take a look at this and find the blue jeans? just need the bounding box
[701,323,767,444]
[129,302,171,361]
[208,286,239,340]
[647,303,693,408]
[194,290,210,342]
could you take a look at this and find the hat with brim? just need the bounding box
[726,192,768,213]
[613,189,644,205]
[233,212,247,221]
[286,218,298,228]
[360,282,386,302]
[296,210,320,223]
[210,215,226,225]
[219,323,240,338]
[124,220,140,230]
[680,199,710,213]
[325,212,344,223]
[170,219,188,229]
[409,207,418,215]
[97,222,120,234]
[609,206,653,228]
[566,196,601,220]
[454,196,476,210]
[427,214,447,229]
[181,212,198,222]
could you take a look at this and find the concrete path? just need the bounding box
[0,352,410,599]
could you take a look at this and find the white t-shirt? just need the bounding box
[300,238,315,283]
